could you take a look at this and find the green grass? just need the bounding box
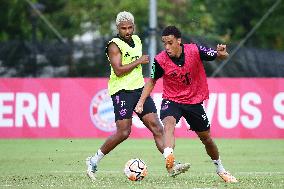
[0,139,283,189]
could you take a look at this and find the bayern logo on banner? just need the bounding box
[89,89,116,132]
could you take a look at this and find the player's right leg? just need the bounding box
[86,156,98,181]
[141,112,190,177]
[160,99,184,172]
[86,119,132,180]
[86,90,134,181]
[162,116,176,170]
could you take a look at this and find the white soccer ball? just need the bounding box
[124,158,148,181]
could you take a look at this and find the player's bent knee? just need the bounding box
[118,129,131,140]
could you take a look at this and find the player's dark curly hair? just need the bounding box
[162,26,181,38]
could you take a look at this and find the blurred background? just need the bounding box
[0,0,284,78]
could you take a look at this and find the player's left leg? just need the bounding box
[196,130,219,160]
[184,103,222,171]
[184,103,237,182]
[196,130,238,183]
[137,95,164,153]
[169,162,191,177]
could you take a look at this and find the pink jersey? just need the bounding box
[155,44,209,104]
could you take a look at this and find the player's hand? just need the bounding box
[217,44,229,58]
[217,44,226,52]
[135,101,144,114]
[138,55,149,65]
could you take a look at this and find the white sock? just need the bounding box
[90,149,105,166]
[212,158,225,173]
[163,147,173,159]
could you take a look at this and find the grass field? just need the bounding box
[0,139,283,189]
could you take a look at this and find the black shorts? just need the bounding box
[111,88,157,121]
[160,99,210,132]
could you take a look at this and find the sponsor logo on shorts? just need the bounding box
[119,109,127,116]
[161,100,170,110]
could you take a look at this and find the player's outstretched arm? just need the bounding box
[216,44,229,60]
[135,78,157,114]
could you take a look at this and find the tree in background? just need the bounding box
[206,0,284,50]
[1,0,283,49]
[0,0,283,77]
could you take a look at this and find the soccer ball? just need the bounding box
[124,158,148,181]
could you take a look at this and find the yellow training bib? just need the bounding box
[106,35,144,95]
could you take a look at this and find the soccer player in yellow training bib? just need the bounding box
[85,11,190,181]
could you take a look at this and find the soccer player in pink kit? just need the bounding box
[135,26,238,183]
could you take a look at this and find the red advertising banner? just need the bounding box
[0,78,283,138]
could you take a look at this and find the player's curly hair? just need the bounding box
[162,26,181,38]
[116,11,134,26]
